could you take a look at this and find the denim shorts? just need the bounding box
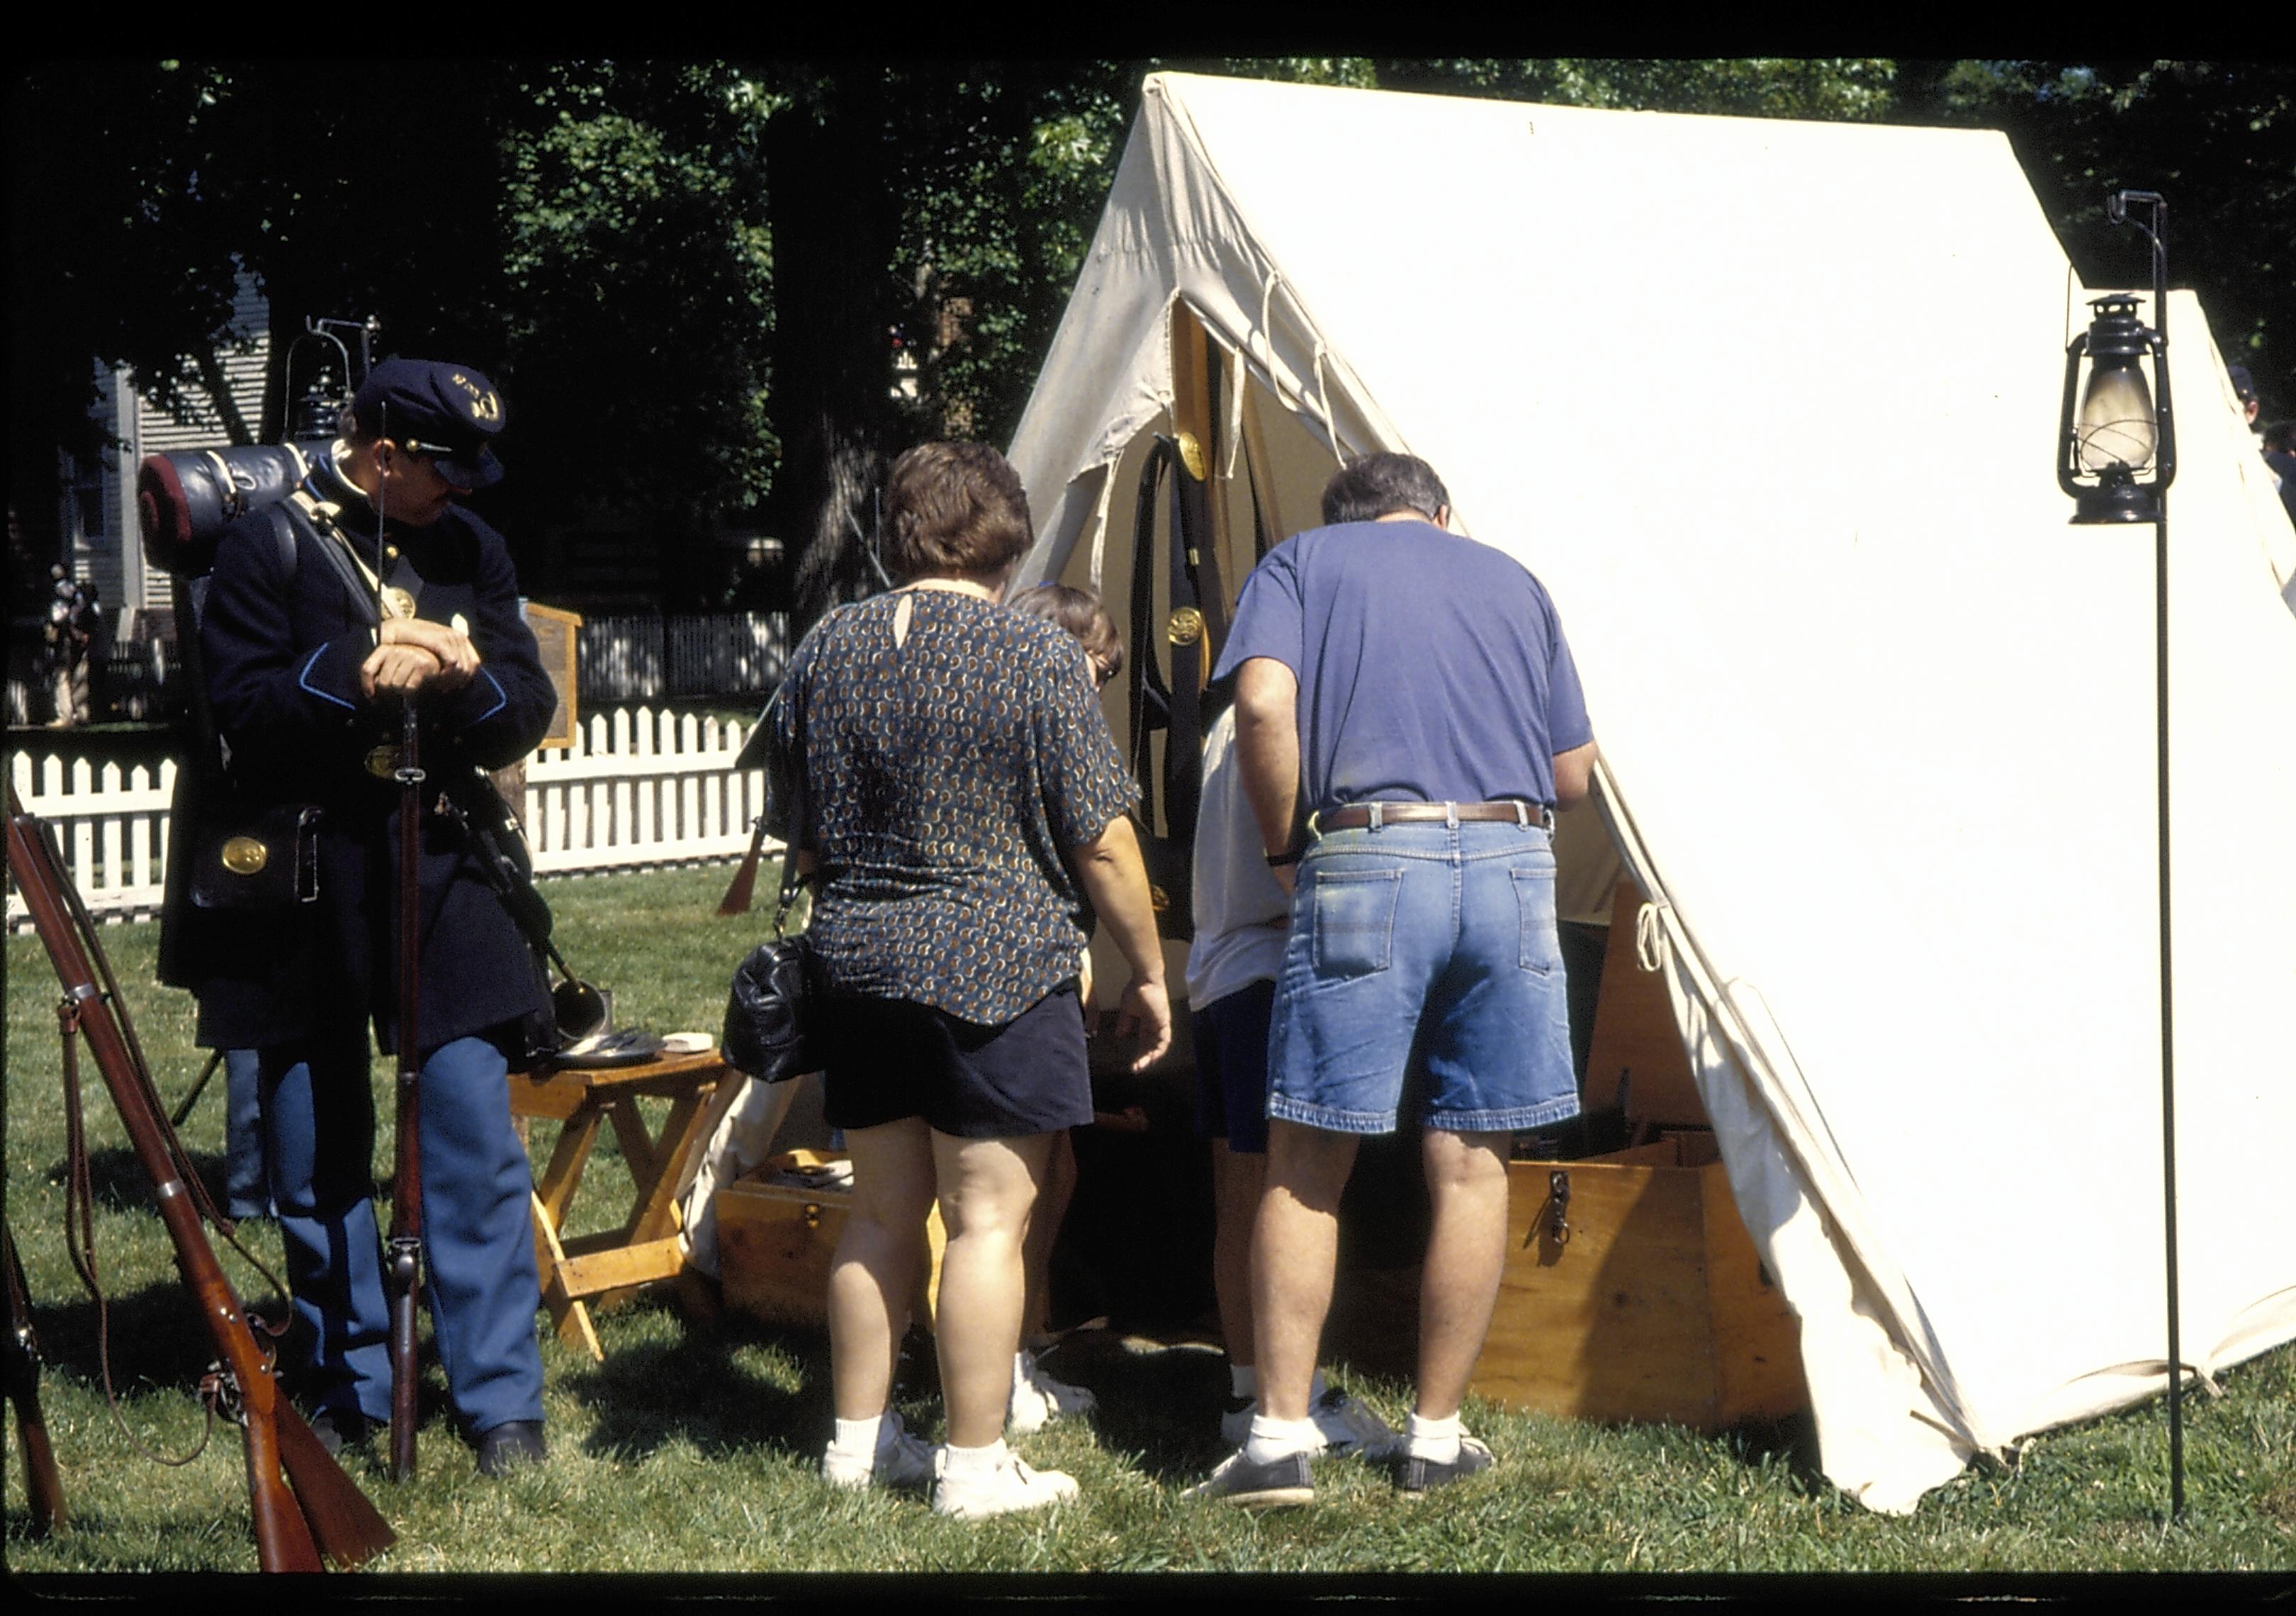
[1266,819,1580,1135]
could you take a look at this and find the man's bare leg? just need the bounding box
[1212,1138,1266,1369]
[1413,1126,1512,1420]
[1249,1118,1361,1424]
[1020,1128,1076,1345]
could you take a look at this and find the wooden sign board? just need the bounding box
[522,602,582,751]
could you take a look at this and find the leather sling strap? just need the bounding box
[1126,433,1227,848]
[1126,443,1173,834]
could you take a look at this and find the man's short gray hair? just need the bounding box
[1320,453,1451,527]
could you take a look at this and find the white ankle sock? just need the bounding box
[1229,1364,1258,1400]
[1406,1412,1461,1463]
[941,1437,1010,1477]
[1244,1413,1322,1466]
[831,1413,884,1459]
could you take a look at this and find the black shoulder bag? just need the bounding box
[721,789,819,1084]
[186,507,325,912]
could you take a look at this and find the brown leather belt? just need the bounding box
[1312,800,1552,834]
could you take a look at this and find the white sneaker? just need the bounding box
[821,1411,935,1492]
[1007,1350,1096,1436]
[931,1452,1081,1520]
[1219,1386,1397,1458]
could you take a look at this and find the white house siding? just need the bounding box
[79,271,271,614]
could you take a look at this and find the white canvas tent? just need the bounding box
[1005,72,2296,1513]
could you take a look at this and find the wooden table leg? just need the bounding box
[531,1190,604,1362]
[513,1057,732,1348]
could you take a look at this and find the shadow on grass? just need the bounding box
[1023,1328,1234,1483]
[37,1143,203,1215]
[26,1271,461,1443]
[1720,1408,1826,1497]
[558,1303,847,1466]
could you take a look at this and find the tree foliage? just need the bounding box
[1898,60,2295,413]
[1373,57,1897,121]
[10,57,2289,621]
[8,58,775,606]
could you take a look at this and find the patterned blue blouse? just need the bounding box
[766,588,1138,1026]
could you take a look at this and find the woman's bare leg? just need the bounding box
[930,1130,1054,1447]
[828,1117,938,1420]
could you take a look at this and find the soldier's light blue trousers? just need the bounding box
[260,1028,545,1437]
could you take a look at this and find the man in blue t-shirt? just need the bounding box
[1184,453,1597,1509]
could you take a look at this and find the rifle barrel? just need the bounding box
[4,1220,67,1535]
[388,697,424,1481]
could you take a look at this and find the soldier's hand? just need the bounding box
[378,617,480,692]
[361,641,446,700]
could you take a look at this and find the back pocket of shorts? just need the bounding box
[1311,868,1402,976]
[1511,865,1562,975]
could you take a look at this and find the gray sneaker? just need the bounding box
[1181,1447,1316,1510]
[1397,1432,1495,1498]
[1218,1386,1398,1459]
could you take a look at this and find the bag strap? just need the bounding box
[770,770,806,940]
[272,495,383,629]
[1161,432,1225,849]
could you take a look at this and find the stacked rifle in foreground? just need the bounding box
[6,785,395,1571]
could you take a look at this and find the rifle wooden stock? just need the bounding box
[4,1220,67,1536]
[5,791,395,1571]
[717,815,770,916]
[388,699,424,1481]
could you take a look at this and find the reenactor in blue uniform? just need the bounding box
[184,358,556,1474]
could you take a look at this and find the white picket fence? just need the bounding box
[5,705,776,928]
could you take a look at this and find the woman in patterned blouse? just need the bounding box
[767,442,1172,1519]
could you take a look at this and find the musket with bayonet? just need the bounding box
[372,405,427,1481]
[4,785,397,1571]
[387,681,424,1480]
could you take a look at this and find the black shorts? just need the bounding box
[814,982,1093,1140]
[1192,978,1274,1155]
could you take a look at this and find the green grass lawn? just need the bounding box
[6,864,2292,1576]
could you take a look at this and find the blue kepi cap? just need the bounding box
[352,357,507,490]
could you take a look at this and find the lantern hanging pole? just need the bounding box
[2110,185,2184,1526]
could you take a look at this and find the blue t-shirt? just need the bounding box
[1212,520,1593,813]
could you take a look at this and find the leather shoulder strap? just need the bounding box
[272,495,381,629]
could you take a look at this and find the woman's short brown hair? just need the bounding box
[882,441,1035,582]
[1007,583,1124,684]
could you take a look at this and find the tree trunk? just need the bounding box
[765,70,904,638]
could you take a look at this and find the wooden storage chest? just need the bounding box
[1329,884,1808,1432]
[714,1150,945,1331]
